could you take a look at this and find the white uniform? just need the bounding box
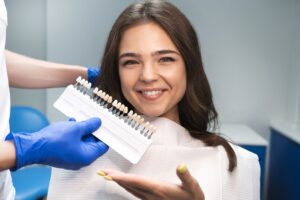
[48,117,260,200]
[0,0,15,199]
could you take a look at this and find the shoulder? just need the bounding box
[232,144,260,179]
[219,143,260,172]
[217,144,260,200]
[232,144,259,162]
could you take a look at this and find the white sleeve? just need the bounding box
[0,1,15,200]
[0,170,15,200]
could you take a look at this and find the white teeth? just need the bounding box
[142,90,162,96]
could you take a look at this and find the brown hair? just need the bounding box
[96,0,237,171]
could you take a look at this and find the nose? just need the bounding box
[139,62,158,82]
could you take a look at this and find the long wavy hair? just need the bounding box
[96,0,237,171]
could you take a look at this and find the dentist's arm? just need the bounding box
[5,50,88,88]
[0,141,16,171]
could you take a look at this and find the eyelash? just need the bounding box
[122,60,139,66]
[121,56,175,66]
[159,57,175,63]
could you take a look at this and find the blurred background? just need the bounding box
[5,0,300,199]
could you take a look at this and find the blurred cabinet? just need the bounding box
[267,121,300,200]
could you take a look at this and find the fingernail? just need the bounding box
[178,164,187,174]
[97,170,106,176]
[103,175,113,181]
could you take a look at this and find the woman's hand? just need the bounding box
[98,164,205,200]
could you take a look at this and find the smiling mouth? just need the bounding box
[138,89,164,100]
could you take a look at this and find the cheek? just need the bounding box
[119,69,137,100]
[176,70,187,103]
[119,72,129,96]
[171,67,187,97]
[176,75,187,99]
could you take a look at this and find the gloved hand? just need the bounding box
[7,117,108,170]
[87,66,101,86]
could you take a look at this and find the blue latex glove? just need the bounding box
[87,66,101,86]
[7,117,108,170]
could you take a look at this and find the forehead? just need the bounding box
[119,22,179,54]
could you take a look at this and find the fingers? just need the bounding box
[176,164,198,189]
[98,169,196,200]
[94,140,109,156]
[5,132,13,141]
[68,117,76,122]
[98,166,204,200]
[97,170,157,199]
[176,164,204,198]
[118,183,147,199]
[176,164,195,187]
[99,169,158,191]
[81,140,108,164]
[77,117,101,136]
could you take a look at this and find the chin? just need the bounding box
[138,108,164,118]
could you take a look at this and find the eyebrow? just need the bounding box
[119,49,180,59]
[152,50,180,56]
[119,52,141,59]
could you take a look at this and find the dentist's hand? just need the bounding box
[7,117,108,170]
[87,66,100,86]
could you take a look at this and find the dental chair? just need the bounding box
[9,106,51,200]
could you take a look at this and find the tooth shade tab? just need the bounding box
[132,113,138,120]
[112,100,118,107]
[108,96,113,104]
[102,92,106,99]
[128,110,133,117]
[93,87,99,94]
[84,80,89,88]
[140,117,144,124]
[80,79,85,85]
[116,102,121,109]
[149,125,155,132]
[124,107,128,114]
[144,122,150,128]
[76,76,82,83]
[87,82,92,89]
[120,105,125,112]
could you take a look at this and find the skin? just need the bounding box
[101,22,205,200]
[0,141,16,171]
[101,165,205,200]
[118,22,187,123]
[5,50,87,88]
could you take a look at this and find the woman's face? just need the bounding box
[118,22,186,123]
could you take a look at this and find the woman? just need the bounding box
[47,1,260,199]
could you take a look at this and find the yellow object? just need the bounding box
[104,176,113,181]
[178,164,187,174]
[97,170,106,176]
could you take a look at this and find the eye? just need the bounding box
[121,60,139,66]
[159,57,175,63]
